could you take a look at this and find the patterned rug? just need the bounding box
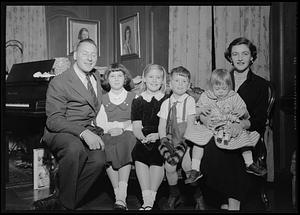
[6,158,33,188]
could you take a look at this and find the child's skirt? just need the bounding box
[184,123,213,146]
[102,130,136,169]
[215,130,260,150]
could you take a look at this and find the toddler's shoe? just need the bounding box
[246,163,267,176]
[184,170,203,184]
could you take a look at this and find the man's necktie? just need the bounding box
[86,73,99,109]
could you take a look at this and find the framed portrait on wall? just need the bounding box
[119,13,140,59]
[67,17,100,56]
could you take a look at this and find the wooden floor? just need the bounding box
[4,166,297,212]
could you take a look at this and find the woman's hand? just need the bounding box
[108,128,124,136]
[200,115,215,130]
[232,108,246,118]
[196,105,211,116]
[227,122,243,138]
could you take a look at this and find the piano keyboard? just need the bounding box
[6,103,30,108]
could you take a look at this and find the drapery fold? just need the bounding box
[214,6,270,81]
[169,6,212,90]
[169,5,270,87]
[169,5,272,181]
[6,6,48,73]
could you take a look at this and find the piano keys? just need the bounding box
[5,82,49,114]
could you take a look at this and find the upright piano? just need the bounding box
[4,59,55,158]
[4,60,55,183]
[5,59,55,116]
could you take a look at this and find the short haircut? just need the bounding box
[76,38,97,51]
[224,37,257,65]
[101,62,134,92]
[170,66,191,81]
[210,68,233,90]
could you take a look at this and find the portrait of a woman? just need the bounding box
[122,26,132,55]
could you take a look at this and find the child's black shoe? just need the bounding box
[184,170,203,184]
[246,163,267,176]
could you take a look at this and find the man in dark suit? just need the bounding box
[33,38,106,210]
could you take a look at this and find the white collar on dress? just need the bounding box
[141,91,165,102]
[108,88,127,104]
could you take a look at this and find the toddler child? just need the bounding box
[184,69,267,184]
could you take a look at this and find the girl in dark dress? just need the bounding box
[201,37,269,210]
[131,64,169,210]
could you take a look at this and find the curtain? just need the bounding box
[214,6,273,181]
[169,6,212,90]
[6,6,48,73]
[214,6,270,81]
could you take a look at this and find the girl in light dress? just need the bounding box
[96,63,136,210]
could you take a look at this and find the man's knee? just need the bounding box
[52,133,86,160]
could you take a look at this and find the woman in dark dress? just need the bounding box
[201,37,269,210]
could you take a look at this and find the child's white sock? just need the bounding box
[118,181,128,203]
[142,190,152,207]
[114,187,119,202]
[150,190,157,206]
[191,158,200,171]
[242,150,253,167]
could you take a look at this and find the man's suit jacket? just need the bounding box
[43,66,103,144]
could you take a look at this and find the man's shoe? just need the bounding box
[185,170,203,184]
[246,163,267,176]
[33,193,67,210]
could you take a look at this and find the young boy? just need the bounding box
[157,66,197,210]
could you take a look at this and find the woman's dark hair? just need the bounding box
[101,62,134,92]
[78,28,89,40]
[124,26,131,40]
[224,37,257,65]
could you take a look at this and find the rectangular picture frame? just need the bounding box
[119,13,140,59]
[67,17,100,56]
